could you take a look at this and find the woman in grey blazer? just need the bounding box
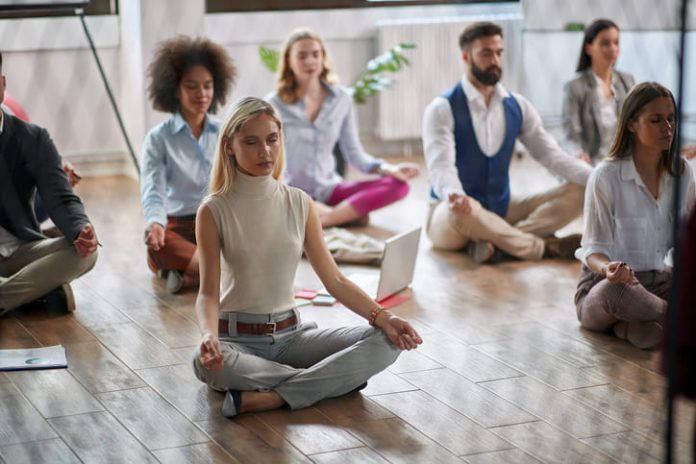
[562,19,634,165]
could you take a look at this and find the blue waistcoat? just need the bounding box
[432,83,523,217]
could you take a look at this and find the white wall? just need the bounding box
[1,0,694,176]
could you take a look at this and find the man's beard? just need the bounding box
[471,61,502,86]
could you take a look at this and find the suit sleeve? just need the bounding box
[30,128,90,240]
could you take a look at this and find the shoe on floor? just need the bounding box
[467,240,495,264]
[26,283,75,313]
[221,389,242,418]
[59,283,76,313]
[166,270,199,294]
[613,320,663,350]
[542,234,582,260]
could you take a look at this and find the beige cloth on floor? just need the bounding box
[323,228,384,266]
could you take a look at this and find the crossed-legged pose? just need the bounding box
[140,36,236,293]
[192,97,422,417]
[266,28,419,228]
[422,22,592,264]
[575,82,695,349]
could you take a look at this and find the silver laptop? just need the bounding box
[348,227,421,302]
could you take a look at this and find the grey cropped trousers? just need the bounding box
[192,309,400,412]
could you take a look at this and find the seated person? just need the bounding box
[266,28,419,228]
[140,36,236,293]
[193,97,421,417]
[422,22,593,263]
[1,92,81,224]
[562,19,635,165]
[574,82,695,349]
[0,51,98,316]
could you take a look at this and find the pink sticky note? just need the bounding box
[377,294,410,309]
[295,290,318,299]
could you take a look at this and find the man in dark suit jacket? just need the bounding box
[0,51,98,316]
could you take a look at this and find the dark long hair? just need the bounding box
[576,19,619,72]
[608,81,683,176]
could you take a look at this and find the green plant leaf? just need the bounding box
[259,46,280,73]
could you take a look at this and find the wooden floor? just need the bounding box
[1,155,694,464]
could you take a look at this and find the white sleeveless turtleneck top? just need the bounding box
[203,170,310,314]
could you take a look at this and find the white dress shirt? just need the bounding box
[577,158,696,272]
[593,73,618,161]
[422,78,593,200]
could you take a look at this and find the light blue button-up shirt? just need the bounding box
[140,112,219,227]
[267,84,381,202]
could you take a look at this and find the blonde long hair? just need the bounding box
[276,28,336,103]
[209,97,285,196]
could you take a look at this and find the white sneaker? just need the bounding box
[467,240,495,264]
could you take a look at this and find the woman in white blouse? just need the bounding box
[575,82,695,349]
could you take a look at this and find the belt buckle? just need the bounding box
[265,322,277,334]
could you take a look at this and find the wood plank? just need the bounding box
[89,322,182,370]
[416,336,522,383]
[462,448,542,464]
[480,376,628,438]
[345,416,466,463]
[371,390,512,455]
[0,439,80,464]
[537,312,662,372]
[153,442,240,464]
[0,318,40,349]
[89,274,201,348]
[581,361,666,401]
[361,369,418,396]
[252,407,364,455]
[16,313,96,346]
[388,347,443,374]
[96,387,209,450]
[137,363,224,422]
[581,432,662,464]
[563,384,668,439]
[490,421,615,463]
[310,447,391,464]
[495,321,618,368]
[197,414,312,464]
[48,411,158,463]
[70,281,133,327]
[63,341,145,393]
[312,392,394,425]
[401,368,536,428]
[473,340,608,390]
[6,369,103,418]
[0,383,57,446]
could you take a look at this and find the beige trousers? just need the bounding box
[426,182,584,260]
[0,237,98,311]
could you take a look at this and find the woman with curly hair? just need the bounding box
[266,28,420,228]
[140,36,236,293]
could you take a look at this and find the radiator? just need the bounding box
[376,14,523,141]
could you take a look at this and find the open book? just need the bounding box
[0,345,68,371]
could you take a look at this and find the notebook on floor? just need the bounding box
[348,227,421,302]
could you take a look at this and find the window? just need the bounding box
[0,0,117,18]
[206,0,515,13]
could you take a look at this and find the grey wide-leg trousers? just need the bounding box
[192,316,400,411]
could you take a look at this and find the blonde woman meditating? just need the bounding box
[192,97,422,417]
